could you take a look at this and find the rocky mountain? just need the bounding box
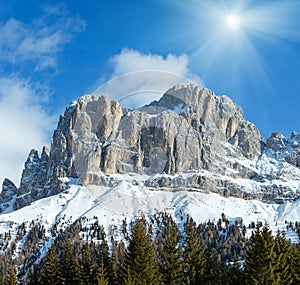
[1,83,300,213]
[0,83,300,283]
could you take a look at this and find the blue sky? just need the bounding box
[0,0,300,184]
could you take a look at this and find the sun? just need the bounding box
[225,13,241,30]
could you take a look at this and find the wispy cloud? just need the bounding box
[93,48,202,108]
[0,4,86,70]
[0,77,54,185]
[0,4,85,185]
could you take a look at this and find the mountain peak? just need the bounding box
[0,83,299,213]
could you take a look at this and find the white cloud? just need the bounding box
[93,49,202,108]
[0,4,85,186]
[0,77,54,186]
[0,4,86,70]
[110,49,194,77]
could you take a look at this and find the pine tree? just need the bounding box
[0,266,4,285]
[123,218,161,285]
[290,244,300,285]
[3,266,17,285]
[123,265,136,285]
[110,250,118,285]
[96,260,109,285]
[204,246,225,285]
[244,223,276,285]
[59,239,81,285]
[183,216,206,285]
[80,240,96,285]
[160,222,184,285]
[99,238,114,284]
[273,231,292,285]
[39,245,60,285]
[226,266,244,285]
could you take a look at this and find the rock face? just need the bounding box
[266,132,300,167]
[68,84,263,185]
[0,179,17,212]
[153,85,262,158]
[0,83,299,211]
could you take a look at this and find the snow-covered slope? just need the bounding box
[1,178,299,250]
[0,83,299,279]
[1,84,300,215]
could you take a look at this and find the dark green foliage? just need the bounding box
[26,265,40,285]
[123,218,161,285]
[99,239,113,283]
[59,239,81,285]
[204,245,226,285]
[79,240,96,285]
[39,245,60,285]
[290,244,300,284]
[225,266,244,285]
[160,222,184,285]
[273,231,292,285]
[244,223,276,285]
[109,251,118,285]
[3,266,17,285]
[123,265,136,285]
[96,260,109,285]
[2,214,300,284]
[184,216,206,285]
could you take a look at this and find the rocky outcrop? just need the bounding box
[265,132,300,168]
[1,179,17,201]
[71,84,263,183]
[0,179,17,212]
[18,148,49,195]
[154,84,262,158]
[12,147,50,210]
[1,83,299,212]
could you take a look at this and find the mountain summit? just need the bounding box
[1,84,300,213]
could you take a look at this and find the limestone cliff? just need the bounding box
[1,83,299,212]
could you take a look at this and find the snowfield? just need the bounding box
[0,179,299,247]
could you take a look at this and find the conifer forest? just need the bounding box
[1,213,300,284]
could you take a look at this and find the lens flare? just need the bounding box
[225,13,240,30]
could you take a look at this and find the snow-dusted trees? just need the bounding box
[4,214,300,284]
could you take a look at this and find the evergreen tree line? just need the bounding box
[2,214,300,284]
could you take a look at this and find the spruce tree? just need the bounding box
[183,216,206,285]
[123,265,136,285]
[290,244,300,284]
[160,222,184,285]
[3,266,17,285]
[273,231,292,285]
[110,251,118,285]
[80,240,96,285]
[204,246,225,285]
[59,239,81,285]
[244,223,276,285]
[123,218,161,285]
[99,239,113,284]
[96,260,109,285]
[39,245,60,285]
[226,266,244,285]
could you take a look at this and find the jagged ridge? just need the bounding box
[1,83,300,212]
